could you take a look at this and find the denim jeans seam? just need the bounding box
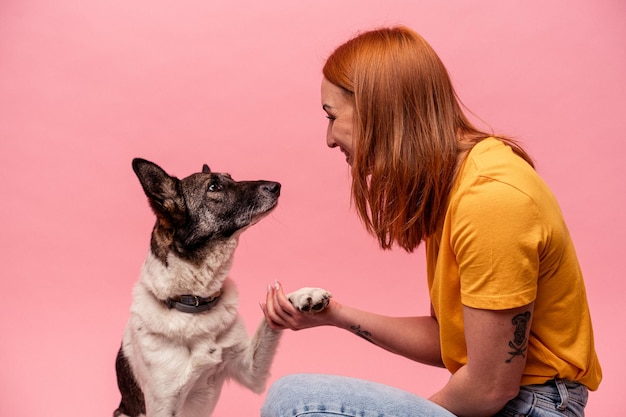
[533,390,587,409]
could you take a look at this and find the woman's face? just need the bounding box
[321,77,355,165]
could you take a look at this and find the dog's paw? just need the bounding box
[288,287,332,313]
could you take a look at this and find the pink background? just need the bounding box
[1,1,624,415]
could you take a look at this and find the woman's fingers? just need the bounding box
[273,281,299,314]
[260,301,286,330]
[263,280,332,331]
[263,281,294,329]
[264,281,312,331]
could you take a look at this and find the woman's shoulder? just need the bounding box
[453,137,559,218]
[468,137,527,167]
[460,137,537,188]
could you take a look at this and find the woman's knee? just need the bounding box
[261,374,307,417]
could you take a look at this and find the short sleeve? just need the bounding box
[450,176,542,310]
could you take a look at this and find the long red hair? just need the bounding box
[323,26,533,252]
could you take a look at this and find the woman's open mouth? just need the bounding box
[340,147,352,165]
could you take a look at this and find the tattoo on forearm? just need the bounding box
[350,325,374,344]
[506,311,531,363]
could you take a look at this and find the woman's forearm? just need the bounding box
[264,283,443,367]
[324,300,444,367]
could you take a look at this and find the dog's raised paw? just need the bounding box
[288,287,332,313]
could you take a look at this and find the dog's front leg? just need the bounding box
[144,396,180,417]
[225,318,282,393]
[142,368,202,417]
[132,340,198,417]
[226,287,331,394]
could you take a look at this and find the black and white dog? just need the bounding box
[114,158,330,417]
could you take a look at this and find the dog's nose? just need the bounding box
[262,182,281,195]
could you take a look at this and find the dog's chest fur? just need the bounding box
[128,240,243,362]
[119,251,256,417]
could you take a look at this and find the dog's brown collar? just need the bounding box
[164,290,222,314]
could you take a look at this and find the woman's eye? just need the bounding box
[324,111,337,122]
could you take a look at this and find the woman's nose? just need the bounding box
[326,129,337,148]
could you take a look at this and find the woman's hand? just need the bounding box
[261,281,335,331]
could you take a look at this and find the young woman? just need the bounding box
[260,26,601,417]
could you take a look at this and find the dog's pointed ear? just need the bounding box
[132,158,186,224]
[202,164,211,174]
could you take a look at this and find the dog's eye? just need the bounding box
[208,181,223,192]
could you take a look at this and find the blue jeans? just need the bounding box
[496,378,588,417]
[260,374,588,417]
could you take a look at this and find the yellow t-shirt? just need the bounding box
[426,138,602,390]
